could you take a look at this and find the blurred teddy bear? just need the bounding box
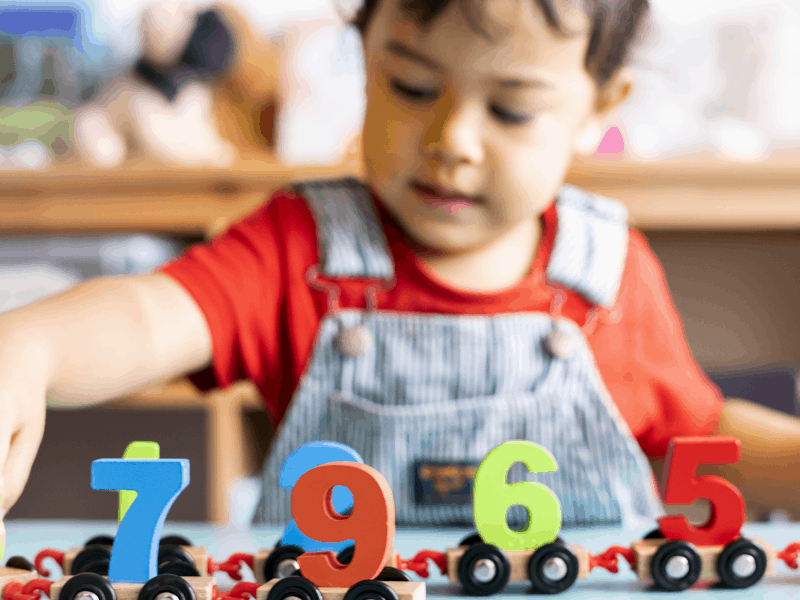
[73,2,280,168]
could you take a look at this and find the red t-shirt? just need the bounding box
[160,187,724,458]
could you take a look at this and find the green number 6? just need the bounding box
[473,440,561,551]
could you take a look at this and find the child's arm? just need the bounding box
[0,272,212,514]
[710,398,800,517]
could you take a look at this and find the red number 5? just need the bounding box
[293,462,395,588]
[657,436,745,546]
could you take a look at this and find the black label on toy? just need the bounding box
[414,461,480,506]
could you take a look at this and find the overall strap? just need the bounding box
[547,184,630,308]
[293,177,394,280]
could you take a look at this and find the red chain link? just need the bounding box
[34,550,64,578]
[589,546,636,574]
[778,542,800,569]
[395,550,448,578]
[208,553,255,581]
[3,579,53,600]
[223,582,261,600]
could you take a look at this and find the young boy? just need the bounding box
[0,0,798,526]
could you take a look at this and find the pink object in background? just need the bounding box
[593,126,624,159]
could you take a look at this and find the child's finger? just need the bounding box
[0,420,14,511]
[1,420,45,515]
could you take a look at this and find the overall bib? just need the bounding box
[254,178,663,528]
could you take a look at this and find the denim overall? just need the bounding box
[254,178,663,528]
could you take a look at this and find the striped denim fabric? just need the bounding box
[253,178,663,528]
[254,310,662,527]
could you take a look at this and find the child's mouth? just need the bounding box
[411,181,478,213]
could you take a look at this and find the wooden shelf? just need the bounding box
[566,152,800,230]
[2,152,800,235]
[0,155,363,236]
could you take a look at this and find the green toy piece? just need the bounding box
[119,442,160,522]
[0,102,73,155]
[473,440,562,551]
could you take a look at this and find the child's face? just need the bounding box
[361,0,632,255]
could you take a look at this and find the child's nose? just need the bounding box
[421,94,484,167]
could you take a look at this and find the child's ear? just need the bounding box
[573,67,635,156]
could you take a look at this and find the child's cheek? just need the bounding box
[365,85,424,183]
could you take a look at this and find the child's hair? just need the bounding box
[349,0,650,90]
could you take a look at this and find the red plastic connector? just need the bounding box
[208,553,255,581]
[224,582,261,600]
[4,579,53,600]
[589,546,636,574]
[395,550,448,578]
[778,542,800,569]
[33,550,65,578]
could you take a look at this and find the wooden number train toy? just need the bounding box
[219,437,800,594]
[7,436,800,600]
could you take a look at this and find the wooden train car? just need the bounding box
[257,573,424,600]
[632,535,774,591]
[252,545,398,584]
[51,573,216,600]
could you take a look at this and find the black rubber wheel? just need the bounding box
[527,543,579,594]
[158,559,201,577]
[716,538,767,589]
[158,545,195,567]
[458,533,483,547]
[160,535,193,547]
[457,543,511,596]
[264,545,305,580]
[137,574,197,600]
[376,567,412,582]
[5,556,34,571]
[84,535,115,547]
[60,573,116,600]
[77,559,110,576]
[643,528,664,540]
[343,580,400,600]
[71,546,112,575]
[650,541,702,592]
[337,545,355,565]
[266,576,323,600]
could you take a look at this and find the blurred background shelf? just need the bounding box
[3,152,800,234]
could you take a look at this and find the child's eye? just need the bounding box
[491,105,533,125]
[389,78,440,101]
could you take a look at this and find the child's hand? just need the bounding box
[0,384,46,516]
[0,273,213,515]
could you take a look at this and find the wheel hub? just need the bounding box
[665,555,690,580]
[732,554,757,579]
[542,557,568,582]
[154,593,180,600]
[75,592,100,600]
[472,558,497,583]
[277,559,301,579]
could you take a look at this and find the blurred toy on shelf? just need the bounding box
[0,3,118,166]
[72,2,280,169]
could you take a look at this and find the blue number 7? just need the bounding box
[279,441,362,552]
[92,459,190,583]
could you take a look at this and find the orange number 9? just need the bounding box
[294,462,395,588]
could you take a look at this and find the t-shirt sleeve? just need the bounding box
[591,230,724,458]
[158,194,287,418]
